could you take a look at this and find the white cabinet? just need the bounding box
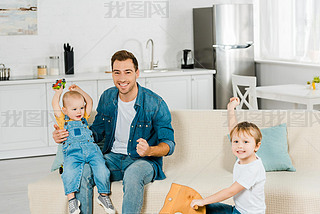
[145,76,192,110]
[191,75,214,109]
[0,84,50,159]
[97,79,116,99]
[145,74,213,110]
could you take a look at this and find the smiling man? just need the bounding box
[53,50,175,214]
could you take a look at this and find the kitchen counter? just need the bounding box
[0,68,216,86]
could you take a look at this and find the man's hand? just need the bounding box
[53,124,69,144]
[190,199,205,209]
[136,138,151,157]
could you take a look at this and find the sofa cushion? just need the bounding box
[228,123,296,172]
[258,123,296,172]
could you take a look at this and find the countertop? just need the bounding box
[0,68,216,86]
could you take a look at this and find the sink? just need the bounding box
[141,69,183,73]
[142,69,169,73]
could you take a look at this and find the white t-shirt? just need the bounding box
[233,156,266,214]
[111,97,136,155]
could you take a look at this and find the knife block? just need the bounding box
[64,51,74,75]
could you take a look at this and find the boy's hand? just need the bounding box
[69,84,81,92]
[190,199,205,209]
[53,86,63,93]
[227,97,240,110]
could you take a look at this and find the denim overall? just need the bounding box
[61,115,110,195]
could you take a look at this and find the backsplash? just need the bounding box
[0,0,205,77]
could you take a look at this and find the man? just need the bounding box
[53,50,175,214]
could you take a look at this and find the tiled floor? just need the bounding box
[0,155,55,214]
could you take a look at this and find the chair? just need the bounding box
[231,74,258,110]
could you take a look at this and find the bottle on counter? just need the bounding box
[49,56,60,76]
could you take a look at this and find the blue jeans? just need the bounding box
[62,141,110,195]
[206,203,241,214]
[76,152,155,214]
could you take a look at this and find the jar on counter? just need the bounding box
[49,56,60,76]
[0,63,10,81]
[37,65,47,76]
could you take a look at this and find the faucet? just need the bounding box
[146,39,158,70]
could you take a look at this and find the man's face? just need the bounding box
[112,59,140,101]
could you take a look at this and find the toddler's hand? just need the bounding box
[53,87,63,93]
[69,84,81,92]
[190,199,205,209]
[227,97,240,109]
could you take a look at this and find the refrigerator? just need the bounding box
[193,4,255,109]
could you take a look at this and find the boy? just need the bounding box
[52,84,115,214]
[191,97,266,213]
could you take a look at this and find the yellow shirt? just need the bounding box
[55,112,90,129]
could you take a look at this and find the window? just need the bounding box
[257,0,320,64]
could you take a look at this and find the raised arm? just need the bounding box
[52,87,63,117]
[190,182,245,209]
[227,97,240,133]
[136,139,170,157]
[69,84,93,114]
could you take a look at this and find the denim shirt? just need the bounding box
[90,83,175,180]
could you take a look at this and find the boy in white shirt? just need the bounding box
[191,97,266,214]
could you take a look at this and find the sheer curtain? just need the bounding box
[259,0,320,64]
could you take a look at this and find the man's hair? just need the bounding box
[230,121,262,145]
[62,91,84,107]
[111,50,139,71]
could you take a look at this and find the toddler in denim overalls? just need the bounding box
[52,84,115,214]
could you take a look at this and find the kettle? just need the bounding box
[181,49,194,69]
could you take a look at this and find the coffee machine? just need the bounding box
[181,49,194,69]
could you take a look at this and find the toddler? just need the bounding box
[52,84,115,214]
[190,97,266,214]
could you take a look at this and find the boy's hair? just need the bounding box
[111,50,139,71]
[62,91,84,107]
[230,121,262,145]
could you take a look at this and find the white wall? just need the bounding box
[0,0,253,77]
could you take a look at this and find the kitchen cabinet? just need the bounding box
[191,74,214,109]
[145,74,213,110]
[0,69,215,159]
[0,84,50,159]
[145,76,192,110]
